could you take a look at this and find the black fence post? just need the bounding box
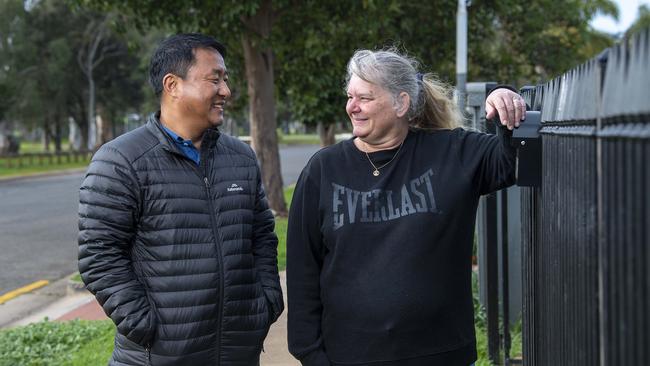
[484,192,500,363]
[501,189,511,366]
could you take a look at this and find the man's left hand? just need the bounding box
[485,88,527,130]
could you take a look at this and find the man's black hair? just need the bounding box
[149,33,226,97]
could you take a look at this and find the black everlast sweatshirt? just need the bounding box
[287,127,516,366]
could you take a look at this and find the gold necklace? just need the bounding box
[364,141,404,177]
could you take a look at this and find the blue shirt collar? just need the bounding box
[161,124,201,165]
[161,125,185,142]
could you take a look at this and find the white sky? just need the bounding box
[590,0,650,34]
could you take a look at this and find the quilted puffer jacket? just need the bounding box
[78,113,283,366]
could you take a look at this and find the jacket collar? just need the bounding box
[145,111,221,154]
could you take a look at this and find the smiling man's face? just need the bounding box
[177,48,231,129]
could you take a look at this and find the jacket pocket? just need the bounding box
[114,332,150,365]
[131,258,160,347]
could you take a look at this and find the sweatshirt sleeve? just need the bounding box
[456,128,517,195]
[78,145,156,347]
[287,169,331,366]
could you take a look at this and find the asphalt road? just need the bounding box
[0,144,322,295]
[0,173,82,295]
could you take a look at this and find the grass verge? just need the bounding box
[0,319,114,366]
[68,321,115,366]
[0,160,90,178]
[279,134,321,145]
[275,185,294,271]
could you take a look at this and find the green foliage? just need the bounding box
[626,5,650,38]
[0,0,157,151]
[510,318,523,358]
[275,217,287,271]
[472,271,523,364]
[71,0,259,118]
[70,272,83,283]
[275,1,400,128]
[472,271,488,330]
[3,0,623,143]
[0,82,11,122]
[284,185,295,209]
[471,0,618,84]
[275,0,619,130]
[0,319,114,366]
[68,321,115,366]
[275,185,294,271]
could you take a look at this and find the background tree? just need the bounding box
[275,1,401,146]
[0,0,85,151]
[626,4,650,38]
[72,0,621,214]
[468,0,618,84]
[93,33,147,145]
[0,0,148,151]
[276,0,618,145]
[77,13,124,149]
[77,0,291,215]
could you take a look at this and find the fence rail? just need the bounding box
[0,151,93,169]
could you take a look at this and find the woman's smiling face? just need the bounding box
[346,74,407,145]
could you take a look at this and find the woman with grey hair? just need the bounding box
[287,49,525,366]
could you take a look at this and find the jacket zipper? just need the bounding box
[203,170,225,366]
[162,142,225,364]
[145,346,152,365]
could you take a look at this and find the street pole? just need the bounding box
[456,0,468,112]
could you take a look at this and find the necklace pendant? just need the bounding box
[372,169,380,177]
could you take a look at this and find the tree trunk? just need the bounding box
[42,118,50,152]
[53,111,62,153]
[87,70,96,150]
[317,121,336,147]
[79,122,89,151]
[96,103,113,147]
[241,0,287,216]
[74,95,89,151]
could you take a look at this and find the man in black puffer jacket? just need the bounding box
[78,33,283,366]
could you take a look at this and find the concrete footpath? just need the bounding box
[1,271,298,366]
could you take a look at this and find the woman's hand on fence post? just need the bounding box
[486,88,527,130]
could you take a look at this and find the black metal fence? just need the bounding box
[519,28,649,365]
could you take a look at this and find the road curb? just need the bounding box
[0,274,70,328]
[0,280,50,305]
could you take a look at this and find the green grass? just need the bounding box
[17,140,73,154]
[275,185,294,271]
[0,319,114,366]
[473,270,523,365]
[474,320,523,365]
[70,272,83,283]
[0,160,90,178]
[276,217,288,271]
[68,321,115,366]
[279,134,321,145]
[0,140,91,178]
